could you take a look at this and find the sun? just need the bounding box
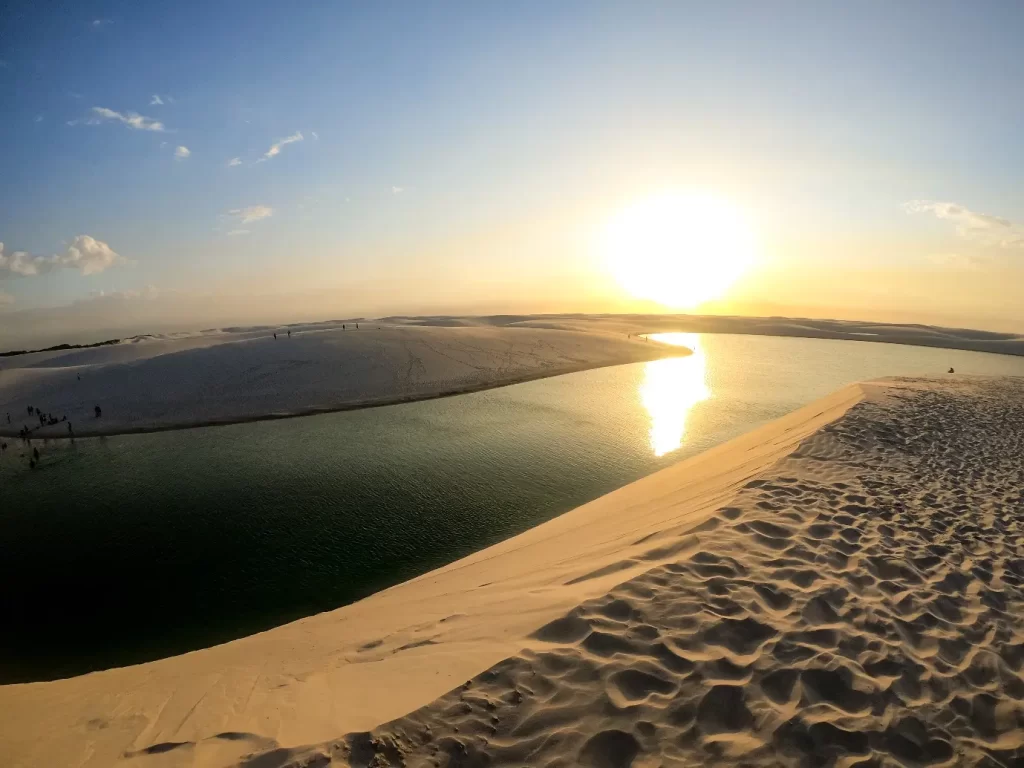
[602,192,757,309]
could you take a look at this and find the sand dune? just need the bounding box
[288,376,1024,768]
[206,376,1023,768]
[0,323,676,437]
[3,376,1023,767]
[385,313,1024,357]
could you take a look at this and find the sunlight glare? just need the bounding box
[640,332,710,457]
[604,192,756,308]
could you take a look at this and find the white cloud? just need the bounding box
[34,114,43,123]
[227,205,273,224]
[174,145,190,159]
[391,186,405,195]
[0,236,126,280]
[86,106,166,132]
[259,131,303,161]
[91,19,112,27]
[227,229,250,236]
[905,200,1024,248]
[227,157,242,167]
[150,94,164,105]
[312,131,319,140]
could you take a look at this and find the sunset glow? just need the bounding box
[604,193,757,309]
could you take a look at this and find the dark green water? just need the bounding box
[2,333,1023,682]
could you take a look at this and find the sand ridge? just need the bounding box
[229,376,1024,767]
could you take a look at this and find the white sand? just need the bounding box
[3,376,1023,768]
[0,322,675,437]
[384,313,1024,357]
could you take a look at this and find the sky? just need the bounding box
[2,1,1024,347]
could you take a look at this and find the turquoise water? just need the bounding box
[2,333,1023,682]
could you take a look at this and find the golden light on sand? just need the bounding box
[603,192,756,308]
[640,332,710,456]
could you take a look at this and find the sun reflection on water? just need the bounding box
[640,333,710,457]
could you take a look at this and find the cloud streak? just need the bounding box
[0,236,126,280]
[259,131,303,161]
[904,200,1024,248]
[150,94,164,105]
[85,107,166,132]
[227,205,273,224]
[175,145,190,159]
[227,157,242,167]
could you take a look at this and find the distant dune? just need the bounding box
[5,376,1024,767]
[0,322,681,437]
[383,313,1024,356]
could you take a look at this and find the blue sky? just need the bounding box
[2,1,1024,342]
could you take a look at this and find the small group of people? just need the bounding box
[28,405,67,429]
[4,402,105,469]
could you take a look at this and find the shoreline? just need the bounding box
[0,325,684,439]
[0,378,866,767]
[0,352,686,439]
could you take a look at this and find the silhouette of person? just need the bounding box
[274,333,277,340]
[32,447,39,461]
[94,405,102,418]
[343,324,346,331]
[948,367,955,374]
[356,323,359,330]
[288,330,291,338]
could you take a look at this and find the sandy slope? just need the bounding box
[0,323,675,437]
[277,376,1024,768]
[3,376,1023,768]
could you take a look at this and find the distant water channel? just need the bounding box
[3,333,1024,682]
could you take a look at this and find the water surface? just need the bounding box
[2,334,1023,681]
